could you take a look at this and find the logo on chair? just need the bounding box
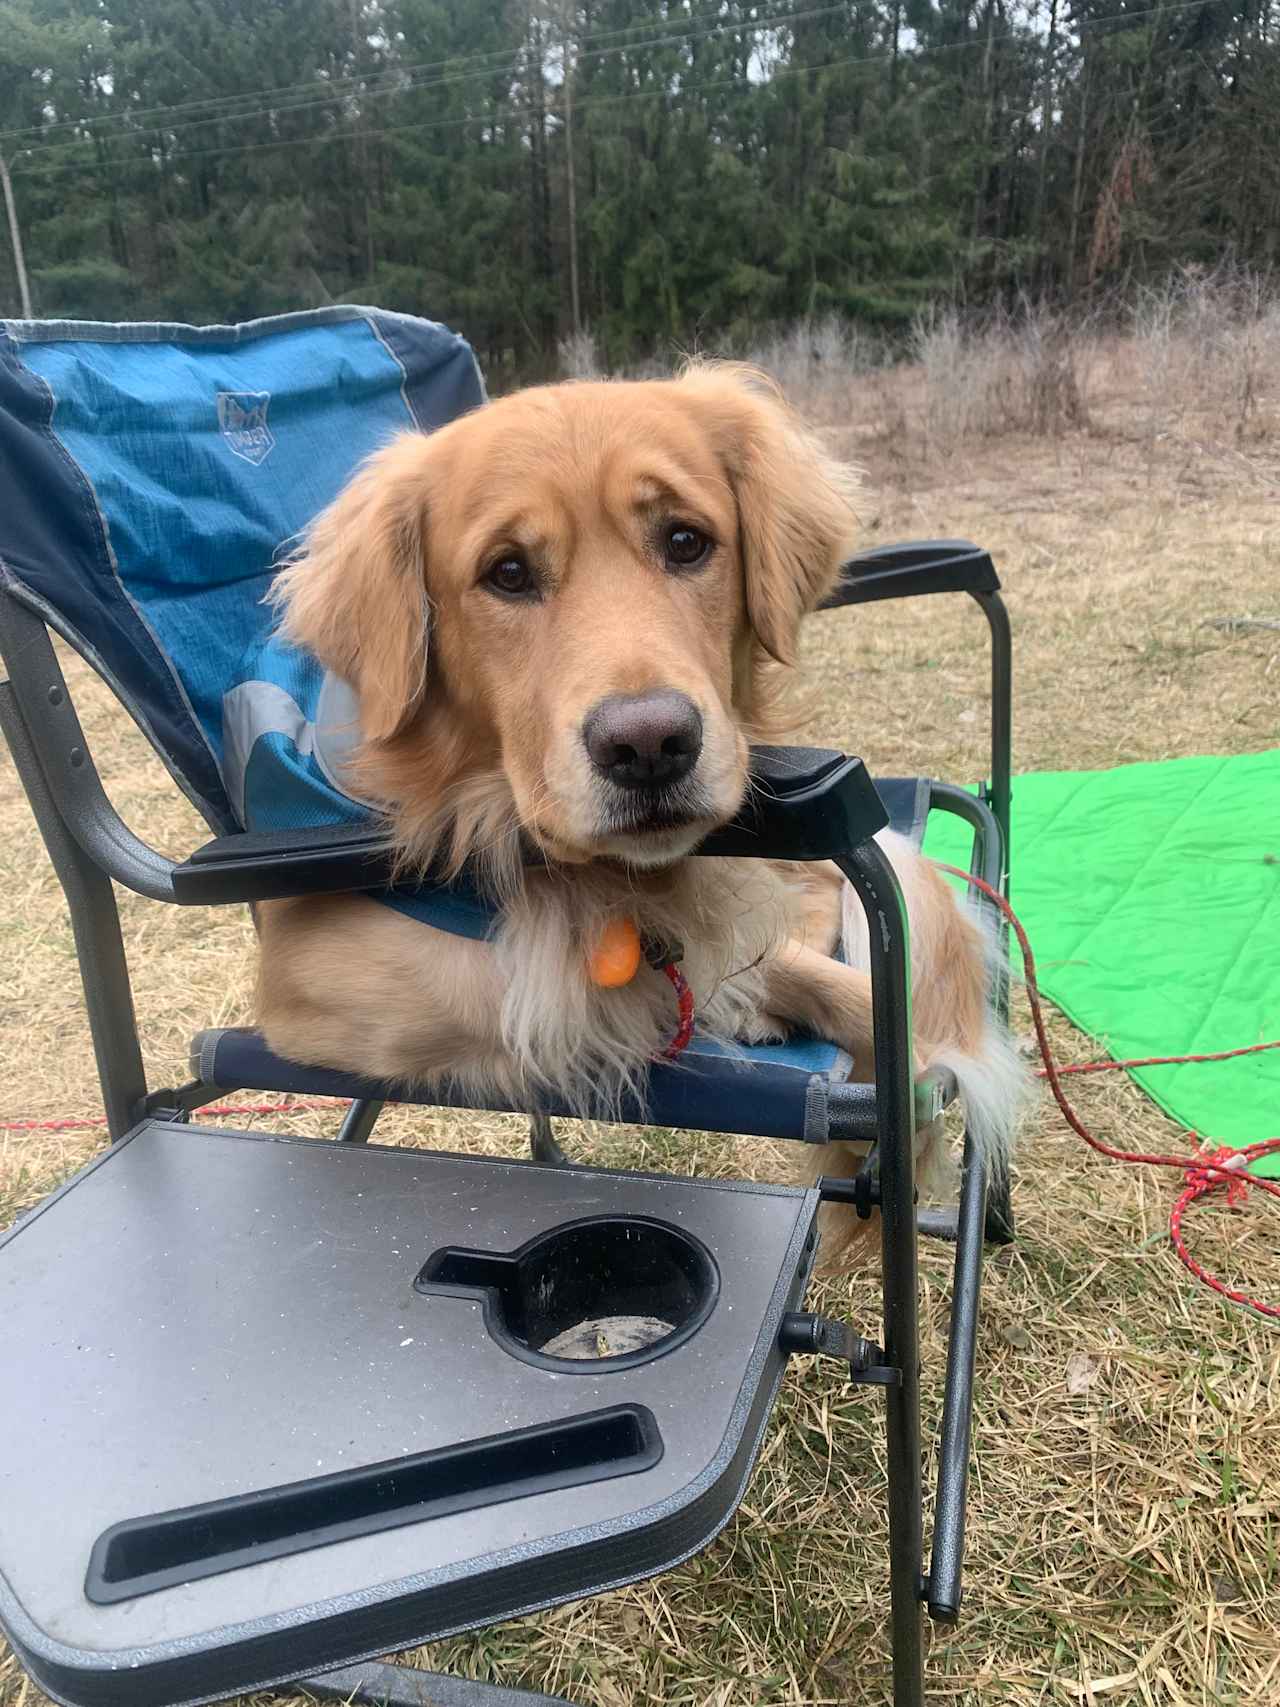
[216,391,275,465]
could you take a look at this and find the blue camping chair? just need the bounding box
[0,309,1014,1707]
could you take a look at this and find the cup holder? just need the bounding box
[416,1215,720,1371]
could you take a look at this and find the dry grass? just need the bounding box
[906,306,1091,449]
[746,273,1280,472]
[2,340,1279,1707]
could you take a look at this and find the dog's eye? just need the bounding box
[485,554,537,599]
[664,524,712,570]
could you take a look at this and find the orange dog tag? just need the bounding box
[589,917,643,987]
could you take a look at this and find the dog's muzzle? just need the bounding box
[582,691,704,792]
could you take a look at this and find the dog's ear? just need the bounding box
[272,434,432,744]
[679,362,859,665]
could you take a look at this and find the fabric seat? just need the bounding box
[191,776,932,1143]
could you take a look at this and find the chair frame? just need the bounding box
[0,541,1013,1707]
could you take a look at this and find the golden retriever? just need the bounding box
[253,363,1024,1267]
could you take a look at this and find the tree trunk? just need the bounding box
[971,0,998,246]
[0,154,33,317]
[526,11,554,352]
[1033,0,1059,287]
[564,44,581,335]
[350,0,375,282]
[1065,57,1091,298]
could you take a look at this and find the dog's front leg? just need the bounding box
[763,937,879,1070]
[256,894,522,1093]
[762,939,927,1271]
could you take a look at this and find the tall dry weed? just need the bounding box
[552,273,1280,465]
[912,303,1091,448]
[555,327,603,380]
[1129,265,1280,445]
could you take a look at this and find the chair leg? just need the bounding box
[925,778,1016,1253]
[529,1111,569,1166]
[0,681,148,1139]
[883,1163,927,1707]
[837,840,926,1707]
[918,1147,1015,1248]
[983,1153,1016,1244]
[337,1098,384,1144]
[299,1658,576,1705]
[927,1136,988,1622]
[916,1207,959,1241]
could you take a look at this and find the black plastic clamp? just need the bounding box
[818,1149,882,1219]
[779,1312,902,1388]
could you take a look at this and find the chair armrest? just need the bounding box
[693,747,887,861]
[170,747,890,903]
[172,821,397,904]
[819,540,1000,609]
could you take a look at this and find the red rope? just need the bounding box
[937,863,1280,1320]
[7,896,1275,1314]
[657,960,696,1060]
[0,1101,345,1133]
[1048,1038,1280,1077]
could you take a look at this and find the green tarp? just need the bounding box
[923,751,1280,1173]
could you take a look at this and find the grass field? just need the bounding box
[2,335,1278,1707]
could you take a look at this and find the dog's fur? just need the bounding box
[256,363,1026,1267]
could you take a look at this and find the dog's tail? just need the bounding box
[923,1026,1028,1175]
[839,833,1033,1179]
[930,867,1031,1177]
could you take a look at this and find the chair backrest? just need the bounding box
[0,308,485,831]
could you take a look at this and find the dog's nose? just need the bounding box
[583,692,703,789]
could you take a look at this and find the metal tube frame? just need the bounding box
[0,678,147,1139]
[972,589,1012,893]
[917,779,1012,1622]
[0,594,168,1138]
[336,1098,384,1143]
[0,593,570,1706]
[300,1659,575,1706]
[927,1125,987,1624]
[0,594,182,902]
[1,575,1016,1707]
[0,592,389,1147]
[834,839,924,1707]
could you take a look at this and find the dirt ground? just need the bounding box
[2,361,1278,1706]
